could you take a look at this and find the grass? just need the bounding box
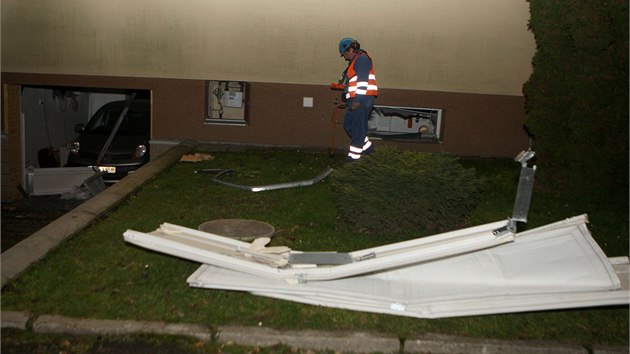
[2,149,628,348]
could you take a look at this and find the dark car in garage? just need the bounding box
[66,98,150,183]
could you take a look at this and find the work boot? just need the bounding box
[363,146,375,155]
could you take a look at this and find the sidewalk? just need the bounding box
[1,142,628,353]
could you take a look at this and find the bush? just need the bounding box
[523,0,628,201]
[330,148,483,235]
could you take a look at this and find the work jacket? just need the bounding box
[345,51,378,100]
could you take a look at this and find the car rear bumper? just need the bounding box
[66,157,146,183]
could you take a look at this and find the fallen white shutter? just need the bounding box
[187,215,629,318]
[124,219,514,282]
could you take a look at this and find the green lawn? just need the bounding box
[2,149,628,347]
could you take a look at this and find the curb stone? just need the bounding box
[405,333,589,354]
[32,314,213,342]
[216,325,399,353]
[1,311,31,330]
[590,346,630,354]
[2,312,628,354]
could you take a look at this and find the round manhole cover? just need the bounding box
[198,219,275,241]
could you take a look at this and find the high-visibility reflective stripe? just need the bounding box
[348,152,361,160]
[348,138,373,159]
[349,145,363,154]
[349,146,362,159]
[345,51,378,100]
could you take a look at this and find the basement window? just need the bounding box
[205,80,249,126]
[368,105,443,142]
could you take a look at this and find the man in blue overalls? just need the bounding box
[337,37,378,161]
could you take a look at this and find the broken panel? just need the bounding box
[123,219,513,282]
[188,215,629,319]
[368,105,442,142]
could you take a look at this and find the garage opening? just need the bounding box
[21,86,151,195]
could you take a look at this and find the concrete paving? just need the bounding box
[1,141,628,353]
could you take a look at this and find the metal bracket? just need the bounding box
[494,149,536,236]
[492,223,514,237]
[514,149,536,167]
[288,252,353,265]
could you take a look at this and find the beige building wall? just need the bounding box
[2,0,534,96]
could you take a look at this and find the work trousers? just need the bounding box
[343,95,375,160]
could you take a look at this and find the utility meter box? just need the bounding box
[205,81,249,125]
[223,91,243,108]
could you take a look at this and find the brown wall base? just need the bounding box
[2,72,529,159]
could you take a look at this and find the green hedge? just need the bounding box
[330,148,482,235]
[523,0,628,201]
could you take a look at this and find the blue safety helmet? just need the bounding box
[338,37,355,55]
